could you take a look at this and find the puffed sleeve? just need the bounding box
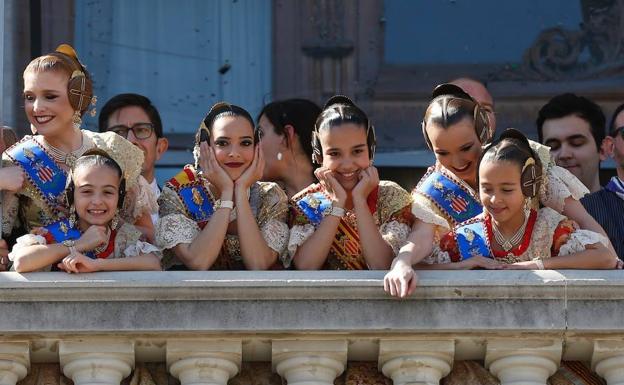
[1,155,22,235]
[155,185,201,250]
[411,193,452,230]
[553,219,610,256]
[377,181,415,255]
[115,222,163,259]
[286,223,316,268]
[286,188,316,268]
[121,175,159,223]
[529,140,589,212]
[256,182,290,265]
[8,233,47,262]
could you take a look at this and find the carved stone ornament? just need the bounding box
[302,0,354,59]
[491,0,624,81]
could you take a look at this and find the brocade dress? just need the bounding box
[155,165,289,270]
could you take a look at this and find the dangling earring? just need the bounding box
[68,204,77,228]
[277,152,283,161]
[72,110,82,130]
[111,209,120,230]
[524,197,531,217]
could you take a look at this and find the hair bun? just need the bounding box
[55,44,79,59]
[323,95,355,110]
[431,83,474,101]
[499,128,531,147]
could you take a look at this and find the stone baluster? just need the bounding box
[0,342,29,385]
[59,340,133,385]
[592,340,624,385]
[167,339,241,385]
[272,340,347,385]
[378,339,454,385]
[485,339,562,385]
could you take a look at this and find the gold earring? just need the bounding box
[111,210,120,230]
[72,111,82,129]
[68,205,77,228]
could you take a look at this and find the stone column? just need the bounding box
[166,339,241,385]
[59,340,134,385]
[272,340,347,385]
[0,342,29,385]
[592,340,624,385]
[485,339,562,385]
[378,339,454,385]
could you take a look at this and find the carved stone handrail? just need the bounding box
[1,270,624,385]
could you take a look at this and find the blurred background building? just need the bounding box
[2,0,622,186]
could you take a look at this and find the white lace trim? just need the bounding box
[380,220,411,255]
[426,244,452,265]
[557,229,610,256]
[261,218,289,257]
[286,224,316,267]
[155,213,199,250]
[540,165,589,213]
[123,240,162,258]
[8,234,47,261]
[411,194,451,229]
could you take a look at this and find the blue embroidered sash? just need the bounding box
[43,219,96,259]
[7,139,67,211]
[167,168,214,224]
[455,220,492,260]
[417,169,482,225]
[295,192,333,225]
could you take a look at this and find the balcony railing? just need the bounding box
[1,270,623,385]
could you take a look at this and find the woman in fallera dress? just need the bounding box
[156,102,289,270]
[0,44,156,243]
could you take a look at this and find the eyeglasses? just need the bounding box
[108,123,154,140]
[612,126,624,139]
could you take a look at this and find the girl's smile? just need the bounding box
[319,123,370,191]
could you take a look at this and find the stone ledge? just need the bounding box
[0,270,622,336]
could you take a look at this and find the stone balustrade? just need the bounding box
[1,270,624,385]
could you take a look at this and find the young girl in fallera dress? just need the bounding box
[384,84,613,298]
[430,129,617,269]
[10,150,161,273]
[288,95,414,271]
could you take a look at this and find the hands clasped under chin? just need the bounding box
[314,167,347,208]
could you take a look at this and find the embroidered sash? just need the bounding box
[167,167,214,227]
[455,219,493,260]
[416,168,482,225]
[295,188,372,270]
[295,191,333,225]
[42,219,115,259]
[7,138,67,213]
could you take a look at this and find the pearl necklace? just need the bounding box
[491,212,529,252]
[42,132,89,168]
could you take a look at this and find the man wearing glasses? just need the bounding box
[581,104,624,260]
[98,93,169,225]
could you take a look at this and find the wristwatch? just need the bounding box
[214,199,234,210]
[62,239,77,256]
[325,205,346,218]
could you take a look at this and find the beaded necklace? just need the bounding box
[41,131,89,168]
